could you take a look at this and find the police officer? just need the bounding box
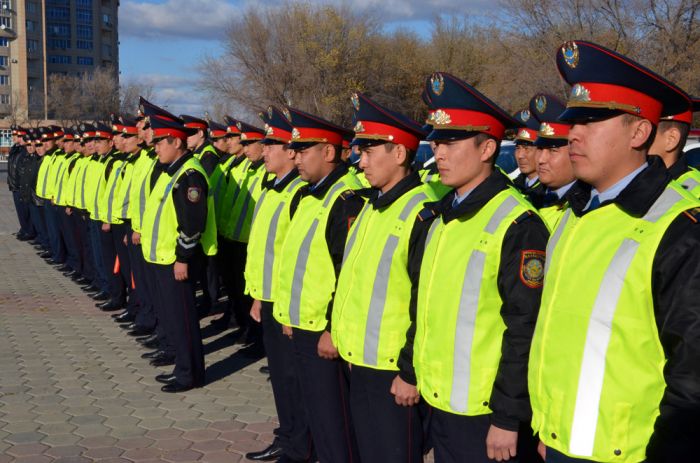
[331,92,437,462]
[274,106,365,463]
[528,40,700,463]
[413,72,548,462]
[529,94,575,231]
[140,115,217,393]
[8,126,35,241]
[649,95,700,197]
[35,126,67,265]
[244,106,311,462]
[512,105,545,202]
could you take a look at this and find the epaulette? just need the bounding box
[184,168,198,176]
[513,210,534,224]
[340,189,357,200]
[682,207,700,223]
[417,206,439,222]
[355,187,373,199]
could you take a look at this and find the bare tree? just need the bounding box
[120,80,154,116]
[47,66,120,123]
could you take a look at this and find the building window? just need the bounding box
[0,95,9,105]
[48,55,71,64]
[76,56,93,65]
[25,20,36,32]
[0,56,7,66]
[0,1,11,11]
[77,25,92,39]
[48,38,70,49]
[47,23,71,37]
[46,0,69,5]
[76,40,92,50]
[102,14,112,26]
[26,2,37,14]
[102,44,112,57]
[0,16,11,29]
[0,38,8,47]
[27,39,38,52]
[76,0,92,6]
[0,76,9,85]
[0,128,11,147]
[46,7,69,21]
[76,8,92,23]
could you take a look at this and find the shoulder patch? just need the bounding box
[340,189,357,200]
[184,168,198,176]
[187,186,202,203]
[417,206,439,222]
[520,250,545,288]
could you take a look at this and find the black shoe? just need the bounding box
[112,311,132,322]
[17,234,31,241]
[210,315,232,329]
[75,277,91,285]
[90,291,110,301]
[63,270,78,278]
[141,349,165,360]
[57,264,72,272]
[39,251,52,258]
[258,365,270,375]
[155,373,177,384]
[245,443,285,461]
[160,382,192,393]
[82,283,99,292]
[47,259,64,266]
[137,333,159,345]
[142,338,161,349]
[128,326,154,337]
[97,300,124,311]
[150,355,175,367]
[120,322,136,330]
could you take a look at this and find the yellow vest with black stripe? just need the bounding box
[220,161,265,243]
[112,153,138,221]
[99,156,128,224]
[128,149,158,233]
[539,202,568,231]
[414,187,537,416]
[86,156,109,219]
[68,156,92,210]
[217,156,251,230]
[244,174,306,302]
[140,157,217,265]
[36,151,63,200]
[332,183,435,370]
[676,167,700,197]
[529,182,699,462]
[54,153,81,207]
[274,172,362,330]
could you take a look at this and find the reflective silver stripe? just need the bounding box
[682,177,699,192]
[568,187,683,456]
[106,163,124,223]
[149,165,188,262]
[232,177,261,240]
[251,189,269,226]
[120,182,132,218]
[568,239,639,456]
[94,170,101,219]
[424,173,434,183]
[323,182,347,207]
[342,203,370,263]
[139,159,157,224]
[288,219,318,325]
[55,164,67,203]
[545,209,572,276]
[361,192,428,365]
[425,216,442,247]
[40,160,50,196]
[212,170,227,204]
[449,195,521,412]
[79,163,89,209]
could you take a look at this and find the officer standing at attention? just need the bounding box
[648,95,700,197]
[412,72,549,462]
[8,126,35,241]
[140,115,217,393]
[512,104,545,202]
[331,92,437,462]
[528,94,575,231]
[528,40,700,463]
[274,106,365,463]
[244,106,311,463]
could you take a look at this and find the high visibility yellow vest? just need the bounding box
[69,156,92,210]
[349,165,371,188]
[140,157,217,265]
[539,203,567,231]
[414,187,536,416]
[54,153,81,207]
[676,166,700,197]
[332,184,436,370]
[128,150,158,232]
[210,154,237,217]
[85,156,108,219]
[36,152,59,200]
[220,161,265,243]
[529,183,699,462]
[217,156,252,231]
[419,168,451,198]
[274,172,362,330]
[112,153,137,221]
[194,143,218,163]
[244,174,305,302]
[100,157,128,224]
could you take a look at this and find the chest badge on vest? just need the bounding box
[520,250,545,288]
[187,186,202,203]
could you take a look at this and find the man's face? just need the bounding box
[85,139,96,154]
[294,143,327,183]
[63,141,75,153]
[243,141,263,162]
[35,144,45,155]
[43,139,56,151]
[26,143,35,154]
[112,134,124,152]
[359,143,401,190]
[122,135,139,154]
[536,145,575,189]
[154,136,180,164]
[186,130,204,150]
[433,137,486,190]
[262,143,293,175]
[515,144,538,177]
[228,136,242,155]
[212,137,228,153]
[94,138,113,156]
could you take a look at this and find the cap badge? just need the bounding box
[267,107,274,119]
[562,41,579,69]
[535,95,547,114]
[570,84,591,103]
[351,93,360,111]
[520,109,530,122]
[517,129,532,140]
[354,121,365,133]
[283,108,292,122]
[539,123,555,137]
[265,124,274,136]
[292,128,301,140]
[430,73,444,96]
[241,133,248,140]
[236,121,242,131]
[429,109,452,126]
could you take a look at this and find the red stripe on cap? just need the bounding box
[184,122,208,130]
[93,131,113,140]
[122,126,139,135]
[210,129,228,138]
[355,120,420,150]
[242,131,264,141]
[569,82,663,123]
[292,127,344,145]
[265,127,293,143]
[432,108,506,139]
[152,127,189,140]
[226,125,241,134]
[664,110,692,124]
[516,128,538,142]
[538,122,571,139]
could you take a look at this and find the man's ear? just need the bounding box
[322,143,336,162]
[478,137,498,163]
[394,143,408,166]
[630,118,654,150]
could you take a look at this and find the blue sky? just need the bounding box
[118,0,494,116]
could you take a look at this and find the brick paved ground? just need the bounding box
[0,174,277,462]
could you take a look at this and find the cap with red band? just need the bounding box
[350,92,426,151]
[259,106,294,145]
[423,72,519,141]
[513,108,541,145]
[556,40,689,125]
[234,120,265,144]
[285,106,353,151]
[208,120,229,139]
[180,115,209,131]
[529,93,571,147]
[661,96,700,124]
[139,96,183,124]
[150,117,197,141]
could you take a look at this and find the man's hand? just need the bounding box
[537,440,546,460]
[65,207,72,216]
[123,234,128,246]
[101,223,110,232]
[132,231,141,245]
[250,299,262,323]
[317,330,338,359]
[282,325,293,338]
[486,425,518,461]
[174,262,188,281]
[390,375,420,406]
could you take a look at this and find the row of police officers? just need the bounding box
[6,39,700,463]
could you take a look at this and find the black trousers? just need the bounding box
[59,207,81,272]
[74,212,94,282]
[29,202,49,248]
[111,223,134,309]
[143,256,173,356]
[218,239,254,328]
[545,448,595,463]
[127,230,155,330]
[291,328,359,463]
[12,191,34,237]
[44,203,66,262]
[349,365,423,463]
[149,258,205,387]
[196,254,220,314]
[261,302,312,460]
[100,226,125,303]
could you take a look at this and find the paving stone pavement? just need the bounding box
[0,177,277,462]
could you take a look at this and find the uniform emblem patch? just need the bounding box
[520,250,545,288]
[187,187,202,203]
